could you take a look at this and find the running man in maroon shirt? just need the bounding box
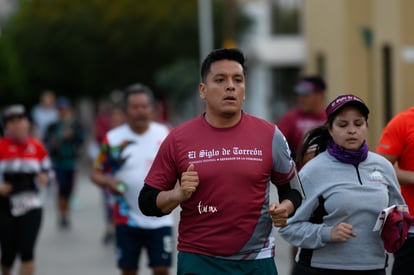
[139,48,305,275]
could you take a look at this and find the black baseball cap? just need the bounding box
[294,76,326,95]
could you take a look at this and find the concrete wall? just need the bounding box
[304,0,414,146]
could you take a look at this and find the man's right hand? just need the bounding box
[179,164,199,200]
[153,164,199,214]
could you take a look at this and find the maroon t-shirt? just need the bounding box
[277,108,326,156]
[145,112,298,259]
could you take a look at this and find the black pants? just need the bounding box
[0,208,42,267]
[292,262,385,275]
[392,236,414,275]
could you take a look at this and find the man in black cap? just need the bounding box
[276,75,327,168]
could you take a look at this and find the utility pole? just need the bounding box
[198,0,214,66]
[196,0,214,115]
[223,0,237,48]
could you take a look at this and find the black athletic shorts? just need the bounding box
[0,208,42,267]
[115,225,172,270]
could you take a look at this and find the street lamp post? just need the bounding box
[196,0,214,114]
[198,0,214,66]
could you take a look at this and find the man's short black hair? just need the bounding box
[200,48,246,82]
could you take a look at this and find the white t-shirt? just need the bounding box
[97,122,173,229]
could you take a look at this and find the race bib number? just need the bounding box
[10,192,41,217]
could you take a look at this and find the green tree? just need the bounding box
[0,30,27,103]
[0,0,250,108]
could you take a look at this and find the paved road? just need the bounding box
[32,166,392,275]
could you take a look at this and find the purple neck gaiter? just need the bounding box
[327,139,369,165]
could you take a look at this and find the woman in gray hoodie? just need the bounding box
[278,94,406,275]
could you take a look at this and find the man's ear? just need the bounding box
[199,83,206,99]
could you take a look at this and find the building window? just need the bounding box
[316,52,326,80]
[271,0,301,35]
[271,67,301,121]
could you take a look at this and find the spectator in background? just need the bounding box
[88,91,124,160]
[94,101,111,147]
[0,104,53,275]
[90,84,173,275]
[92,99,125,245]
[44,97,84,229]
[376,106,414,275]
[93,95,125,147]
[277,76,327,169]
[108,104,125,130]
[31,90,59,141]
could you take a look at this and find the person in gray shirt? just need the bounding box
[279,94,407,275]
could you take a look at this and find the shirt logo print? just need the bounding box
[370,169,385,182]
[198,201,218,214]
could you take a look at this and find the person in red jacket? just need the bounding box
[277,76,327,169]
[0,104,53,275]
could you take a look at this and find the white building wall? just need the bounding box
[240,0,305,121]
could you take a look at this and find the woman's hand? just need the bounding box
[331,222,357,242]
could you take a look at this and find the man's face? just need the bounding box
[5,116,30,139]
[297,92,323,114]
[125,93,153,133]
[41,92,56,108]
[58,106,72,119]
[199,59,245,118]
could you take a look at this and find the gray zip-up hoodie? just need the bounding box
[279,151,406,271]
